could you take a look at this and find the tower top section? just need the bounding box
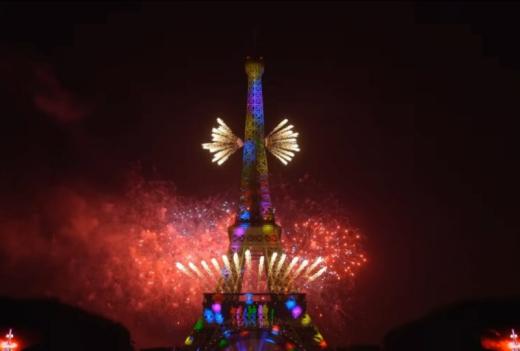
[201,57,301,257]
[245,57,264,79]
[237,55,272,225]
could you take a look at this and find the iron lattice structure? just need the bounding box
[229,58,282,273]
[240,59,272,224]
[187,58,327,351]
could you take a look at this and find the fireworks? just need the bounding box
[175,251,327,293]
[482,329,520,351]
[265,119,300,165]
[202,118,243,165]
[0,175,366,347]
[0,329,17,351]
[202,118,300,166]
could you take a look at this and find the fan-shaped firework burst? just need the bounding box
[202,118,243,165]
[265,119,300,165]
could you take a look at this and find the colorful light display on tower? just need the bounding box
[181,57,335,350]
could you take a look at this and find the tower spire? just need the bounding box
[202,57,301,284]
[229,57,282,266]
[238,57,272,224]
[252,28,258,57]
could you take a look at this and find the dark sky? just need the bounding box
[1,1,520,346]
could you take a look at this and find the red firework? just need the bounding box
[0,174,366,348]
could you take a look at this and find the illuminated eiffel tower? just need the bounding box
[184,57,328,351]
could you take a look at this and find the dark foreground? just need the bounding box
[0,296,518,350]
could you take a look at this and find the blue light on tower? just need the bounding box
[245,293,254,305]
[215,312,224,325]
[285,297,297,310]
[204,308,214,323]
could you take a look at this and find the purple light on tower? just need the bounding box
[291,305,303,319]
[211,303,222,313]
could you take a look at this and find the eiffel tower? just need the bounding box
[184,57,328,351]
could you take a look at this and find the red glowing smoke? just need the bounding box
[0,172,365,348]
[482,329,520,351]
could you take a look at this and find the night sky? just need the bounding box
[1,1,519,347]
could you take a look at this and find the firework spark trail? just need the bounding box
[211,258,221,275]
[245,249,252,274]
[221,255,237,292]
[175,262,191,277]
[232,252,242,291]
[201,260,214,278]
[257,255,265,291]
[243,249,252,291]
[202,118,243,165]
[233,252,241,275]
[210,257,225,291]
[307,266,327,283]
[283,256,299,279]
[222,255,231,273]
[188,262,203,279]
[303,256,323,278]
[292,259,309,280]
[175,252,327,293]
[275,253,287,277]
[267,252,278,286]
[265,119,300,165]
[0,175,366,347]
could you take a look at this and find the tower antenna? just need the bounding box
[252,27,258,57]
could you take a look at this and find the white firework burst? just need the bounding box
[265,118,300,165]
[202,118,243,165]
